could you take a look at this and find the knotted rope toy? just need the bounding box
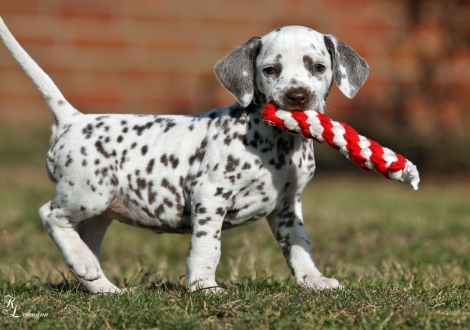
[261,101,420,190]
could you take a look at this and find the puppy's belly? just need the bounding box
[104,194,275,233]
[221,202,274,229]
[105,196,192,234]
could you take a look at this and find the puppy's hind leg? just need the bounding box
[39,200,120,293]
[76,215,122,293]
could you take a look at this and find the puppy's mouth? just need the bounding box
[265,99,312,112]
[266,87,317,112]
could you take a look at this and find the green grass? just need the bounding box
[0,122,469,329]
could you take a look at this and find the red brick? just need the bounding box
[1,14,73,43]
[147,41,199,53]
[67,90,123,110]
[75,39,127,50]
[15,37,56,47]
[0,69,42,97]
[0,0,39,14]
[58,2,115,21]
[60,10,113,21]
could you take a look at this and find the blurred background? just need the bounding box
[0,0,469,175]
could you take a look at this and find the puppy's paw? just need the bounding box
[189,279,224,294]
[92,285,125,295]
[64,250,101,281]
[298,275,342,290]
[80,279,123,294]
[198,286,225,294]
[67,260,101,281]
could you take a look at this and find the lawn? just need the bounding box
[0,121,469,329]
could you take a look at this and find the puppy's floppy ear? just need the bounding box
[324,34,369,99]
[214,36,262,107]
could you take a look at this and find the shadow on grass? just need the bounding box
[44,280,82,293]
[142,280,186,292]
[36,268,187,293]
[137,269,187,292]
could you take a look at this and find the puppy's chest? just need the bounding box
[217,123,316,221]
[241,122,316,183]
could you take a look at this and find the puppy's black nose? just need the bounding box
[287,88,308,106]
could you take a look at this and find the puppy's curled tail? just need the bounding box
[0,17,80,125]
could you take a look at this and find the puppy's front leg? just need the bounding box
[186,199,225,292]
[267,197,341,290]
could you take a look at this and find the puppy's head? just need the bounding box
[214,26,369,112]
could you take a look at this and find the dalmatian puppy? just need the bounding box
[0,19,369,293]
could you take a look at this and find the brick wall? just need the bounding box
[1,0,469,140]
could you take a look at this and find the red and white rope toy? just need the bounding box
[261,101,420,190]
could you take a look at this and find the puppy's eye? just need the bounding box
[263,67,277,75]
[313,64,325,73]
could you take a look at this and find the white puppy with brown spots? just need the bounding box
[0,18,368,293]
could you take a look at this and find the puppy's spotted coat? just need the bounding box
[0,19,369,293]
